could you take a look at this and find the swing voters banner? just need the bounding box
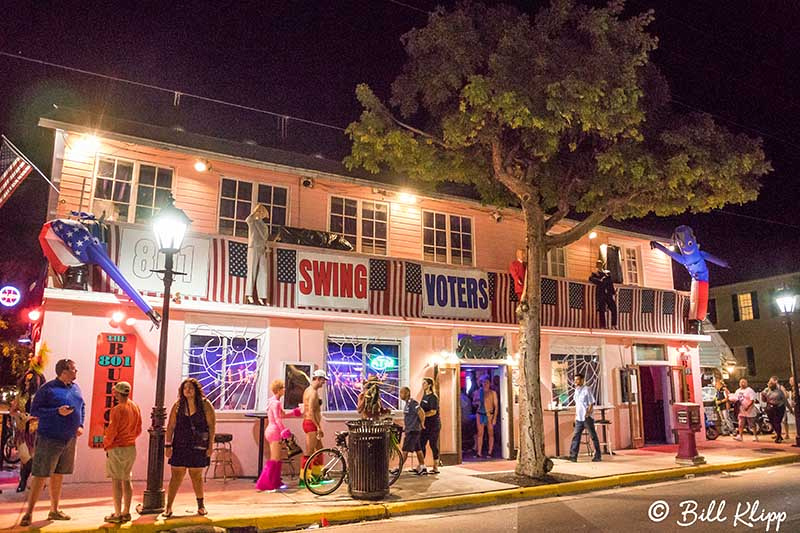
[421,266,491,320]
[88,333,137,448]
[296,251,370,311]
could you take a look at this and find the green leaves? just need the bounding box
[345,0,770,229]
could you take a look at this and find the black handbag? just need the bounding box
[189,407,210,451]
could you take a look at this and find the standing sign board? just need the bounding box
[421,266,491,320]
[117,227,210,298]
[89,333,137,448]
[296,251,369,311]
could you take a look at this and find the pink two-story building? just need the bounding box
[36,108,708,482]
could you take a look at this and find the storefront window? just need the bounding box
[550,353,601,407]
[325,338,400,412]
[183,326,267,411]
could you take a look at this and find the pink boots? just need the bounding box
[255,460,282,491]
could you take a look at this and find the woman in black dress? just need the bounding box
[164,378,216,517]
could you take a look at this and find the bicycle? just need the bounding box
[302,421,405,496]
[2,417,19,465]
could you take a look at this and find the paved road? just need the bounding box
[294,463,799,533]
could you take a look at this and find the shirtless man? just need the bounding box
[472,377,498,458]
[301,370,327,484]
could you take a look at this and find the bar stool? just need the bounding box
[595,418,614,455]
[206,433,235,482]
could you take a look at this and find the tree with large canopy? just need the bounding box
[345,0,771,477]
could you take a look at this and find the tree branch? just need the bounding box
[491,140,536,201]
[379,109,448,148]
[545,206,611,249]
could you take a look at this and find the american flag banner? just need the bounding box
[397,261,422,318]
[90,224,121,293]
[489,272,517,324]
[0,138,34,208]
[540,278,584,328]
[209,240,247,304]
[273,248,297,307]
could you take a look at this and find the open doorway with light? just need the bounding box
[460,364,507,460]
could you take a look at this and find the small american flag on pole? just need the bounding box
[0,138,34,208]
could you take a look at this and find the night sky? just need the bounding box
[1,0,798,293]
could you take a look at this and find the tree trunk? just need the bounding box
[515,205,549,478]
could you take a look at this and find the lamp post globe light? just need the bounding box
[774,287,800,447]
[140,194,191,514]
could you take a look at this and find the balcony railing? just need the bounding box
[49,222,691,335]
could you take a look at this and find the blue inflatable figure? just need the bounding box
[650,226,728,334]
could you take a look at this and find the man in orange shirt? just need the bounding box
[103,381,142,523]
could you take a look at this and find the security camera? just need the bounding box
[301,177,314,188]
[491,211,503,223]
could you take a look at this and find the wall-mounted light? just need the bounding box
[73,134,100,156]
[111,310,125,324]
[194,160,211,172]
[397,191,417,204]
[491,211,503,223]
[27,308,42,322]
[589,231,598,240]
[125,317,137,326]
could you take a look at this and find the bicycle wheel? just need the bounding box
[303,448,346,496]
[387,440,404,486]
[3,437,19,464]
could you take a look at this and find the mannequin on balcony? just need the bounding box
[589,259,617,329]
[246,203,270,305]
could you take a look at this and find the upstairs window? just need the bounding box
[329,196,388,255]
[623,247,642,285]
[93,157,174,223]
[734,292,759,321]
[218,178,288,238]
[422,211,473,265]
[541,247,566,278]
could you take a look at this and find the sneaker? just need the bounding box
[415,467,428,475]
[753,436,759,442]
[568,456,578,462]
[733,435,742,441]
[592,456,602,462]
[48,510,71,521]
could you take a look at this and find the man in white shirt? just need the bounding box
[569,374,601,462]
[730,378,759,442]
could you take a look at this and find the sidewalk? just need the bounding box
[1,437,798,532]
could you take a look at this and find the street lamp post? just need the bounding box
[775,287,800,447]
[140,195,191,514]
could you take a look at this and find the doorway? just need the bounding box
[460,364,506,460]
[639,366,673,445]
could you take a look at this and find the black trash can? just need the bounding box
[346,419,390,500]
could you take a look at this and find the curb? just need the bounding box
[14,453,800,532]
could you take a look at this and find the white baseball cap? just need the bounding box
[312,370,329,380]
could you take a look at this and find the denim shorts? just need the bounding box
[31,435,77,477]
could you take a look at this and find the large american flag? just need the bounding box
[0,138,34,209]
[489,272,517,323]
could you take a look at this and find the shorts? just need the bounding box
[31,436,77,477]
[402,431,421,453]
[106,446,136,480]
[738,415,757,431]
[303,419,318,434]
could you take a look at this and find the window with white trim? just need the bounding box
[182,325,267,412]
[329,196,388,255]
[325,337,401,412]
[218,178,288,238]
[623,246,642,285]
[422,210,473,265]
[541,247,566,277]
[92,156,174,223]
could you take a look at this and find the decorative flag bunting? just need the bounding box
[74,225,692,335]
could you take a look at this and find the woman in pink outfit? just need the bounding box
[256,379,301,491]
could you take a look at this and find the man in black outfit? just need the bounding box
[589,259,617,329]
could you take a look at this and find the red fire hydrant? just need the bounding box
[672,402,706,465]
